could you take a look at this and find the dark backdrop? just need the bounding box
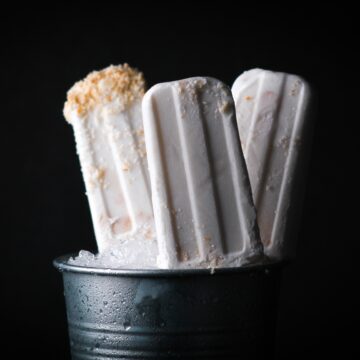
[1,4,354,359]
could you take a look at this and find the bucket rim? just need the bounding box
[53,253,284,277]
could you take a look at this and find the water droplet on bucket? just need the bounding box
[123,320,131,330]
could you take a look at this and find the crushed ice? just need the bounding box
[67,249,158,269]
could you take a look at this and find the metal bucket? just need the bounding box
[54,255,282,359]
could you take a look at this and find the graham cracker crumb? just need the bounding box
[179,250,189,262]
[87,166,106,188]
[110,216,132,234]
[219,101,231,113]
[122,162,130,171]
[95,167,106,183]
[64,64,145,122]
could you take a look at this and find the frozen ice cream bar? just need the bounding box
[142,77,263,269]
[232,69,313,260]
[64,64,157,266]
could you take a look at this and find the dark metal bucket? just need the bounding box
[54,255,282,359]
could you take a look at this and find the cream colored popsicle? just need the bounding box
[142,77,263,269]
[232,69,313,260]
[64,64,157,267]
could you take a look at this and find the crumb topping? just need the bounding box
[64,64,145,122]
[219,101,231,113]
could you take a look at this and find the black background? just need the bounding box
[1,4,355,359]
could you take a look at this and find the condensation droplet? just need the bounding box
[123,320,131,330]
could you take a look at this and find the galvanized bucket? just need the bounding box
[54,255,282,359]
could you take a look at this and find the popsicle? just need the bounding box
[142,77,263,269]
[63,64,157,267]
[232,69,313,260]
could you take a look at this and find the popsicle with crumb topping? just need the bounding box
[64,64,157,266]
[142,77,263,269]
[232,69,313,260]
